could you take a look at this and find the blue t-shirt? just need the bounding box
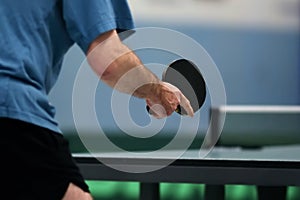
[0,0,134,133]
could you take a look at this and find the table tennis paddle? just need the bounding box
[147,59,206,115]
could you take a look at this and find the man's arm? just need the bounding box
[86,30,193,118]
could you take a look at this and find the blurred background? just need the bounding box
[48,0,300,199]
[49,0,300,147]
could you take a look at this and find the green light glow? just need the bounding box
[86,181,300,200]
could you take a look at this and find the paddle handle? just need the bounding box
[146,105,182,115]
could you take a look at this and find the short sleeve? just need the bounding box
[62,0,135,53]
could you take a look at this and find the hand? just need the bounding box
[146,82,194,118]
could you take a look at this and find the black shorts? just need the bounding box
[1,117,90,200]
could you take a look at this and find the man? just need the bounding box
[0,0,193,199]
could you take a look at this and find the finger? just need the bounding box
[146,99,152,107]
[151,106,167,119]
[146,100,168,118]
[179,93,194,117]
[146,99,157,116]
[161,82,193,116]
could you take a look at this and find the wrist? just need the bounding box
[133,82,160,99]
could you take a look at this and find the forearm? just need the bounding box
[104,51,163,98]
[87,30,161,99]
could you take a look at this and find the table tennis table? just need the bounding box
[73,105,300,200]
[73,145,300,200]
